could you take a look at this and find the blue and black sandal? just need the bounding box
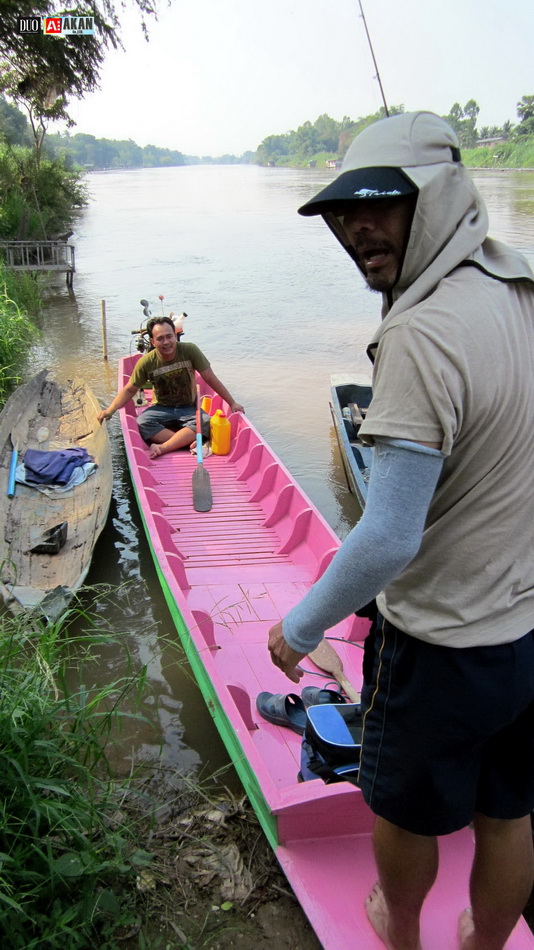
[256,691,307,735]
[301,686,346,709]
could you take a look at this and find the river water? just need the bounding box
[27,165,534,785]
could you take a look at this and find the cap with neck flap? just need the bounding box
[298,111,461,218]
[298,112,533,322]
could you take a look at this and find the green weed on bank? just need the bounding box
[0,269,40,405]
[0,608,153,949]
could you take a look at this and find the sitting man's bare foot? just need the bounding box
[149,443,165,459]
[458,908,474,949]
[365,883,422,950]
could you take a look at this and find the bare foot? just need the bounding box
[365,883,422,950]
[458,908,474,949]
[366,883,394,949]
[149,443,164,459]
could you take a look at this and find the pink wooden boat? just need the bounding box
[119,353,533,950]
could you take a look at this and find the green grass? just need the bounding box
[0,604,154,949]
[462,137,534,168]
[0,265,40,405]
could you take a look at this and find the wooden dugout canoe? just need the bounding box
[329,373,373,509]
[0,370,112,621]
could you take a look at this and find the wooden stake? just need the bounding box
[101,299,108,361]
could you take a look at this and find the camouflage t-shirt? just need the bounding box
[129,343,210,406]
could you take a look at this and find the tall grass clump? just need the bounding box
[0,608,153,949]
[0,145,88,241]
[1,262,42,316]
[0,268,40,405]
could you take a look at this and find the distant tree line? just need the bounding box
[43,133,254,170]
[446,95,534,146]
[255,96,534,167]
[255,106,403,166]
[46,131,187,169]
[0,97,253,169]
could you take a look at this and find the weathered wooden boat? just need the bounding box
[330,373,373,508]
[0,370,113,621]
[119,352,533,950]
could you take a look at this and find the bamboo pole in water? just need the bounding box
[101,299,108,361]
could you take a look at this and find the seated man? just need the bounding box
[97,317,244,459]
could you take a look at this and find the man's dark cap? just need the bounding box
[298,167,417,217]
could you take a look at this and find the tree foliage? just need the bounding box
[256,106,405,166]
[515,95,534,138]
[0,144,87,240]
[0,96,30,147]
[0,1,159,97]
[517,95,534,123]
[0,1,160,160]
[255,98,534,169]
[443,100,480,147]
[45,130,187,169]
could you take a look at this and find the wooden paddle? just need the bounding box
[309,639,360,703]
[192,384,212,512]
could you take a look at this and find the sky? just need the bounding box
[56,0,534,157]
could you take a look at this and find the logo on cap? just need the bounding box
[353,188,403,198]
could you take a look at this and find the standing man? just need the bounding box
[97,317,244,458]
[268,112,534,950]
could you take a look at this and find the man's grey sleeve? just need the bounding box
[283,438,444,653]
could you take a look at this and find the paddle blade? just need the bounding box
[309,639,360,703]
[192,463,212,511]
[309,639,343,677]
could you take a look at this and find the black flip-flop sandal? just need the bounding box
[256,691,307,735]
[301,686,346,709]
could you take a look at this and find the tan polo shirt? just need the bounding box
[359,267,534,647]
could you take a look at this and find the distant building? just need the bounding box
[476,136,504,148]
[326,159,342,169]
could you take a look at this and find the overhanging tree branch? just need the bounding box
[0,1,160,103]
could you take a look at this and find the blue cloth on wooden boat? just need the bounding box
[15,460,97,494]
[23,447,92,485]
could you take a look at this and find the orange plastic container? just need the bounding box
[210,409,231,455]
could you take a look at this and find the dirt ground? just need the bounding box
[115,783,322,950]
[114,783,534,950]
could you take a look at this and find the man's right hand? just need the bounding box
[97,409,112,424]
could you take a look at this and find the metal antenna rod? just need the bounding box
[357,0,389,117]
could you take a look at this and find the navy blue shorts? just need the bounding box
[358,613,534,836]
[137,404,210,442]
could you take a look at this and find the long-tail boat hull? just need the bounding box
[119,354,533,949]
